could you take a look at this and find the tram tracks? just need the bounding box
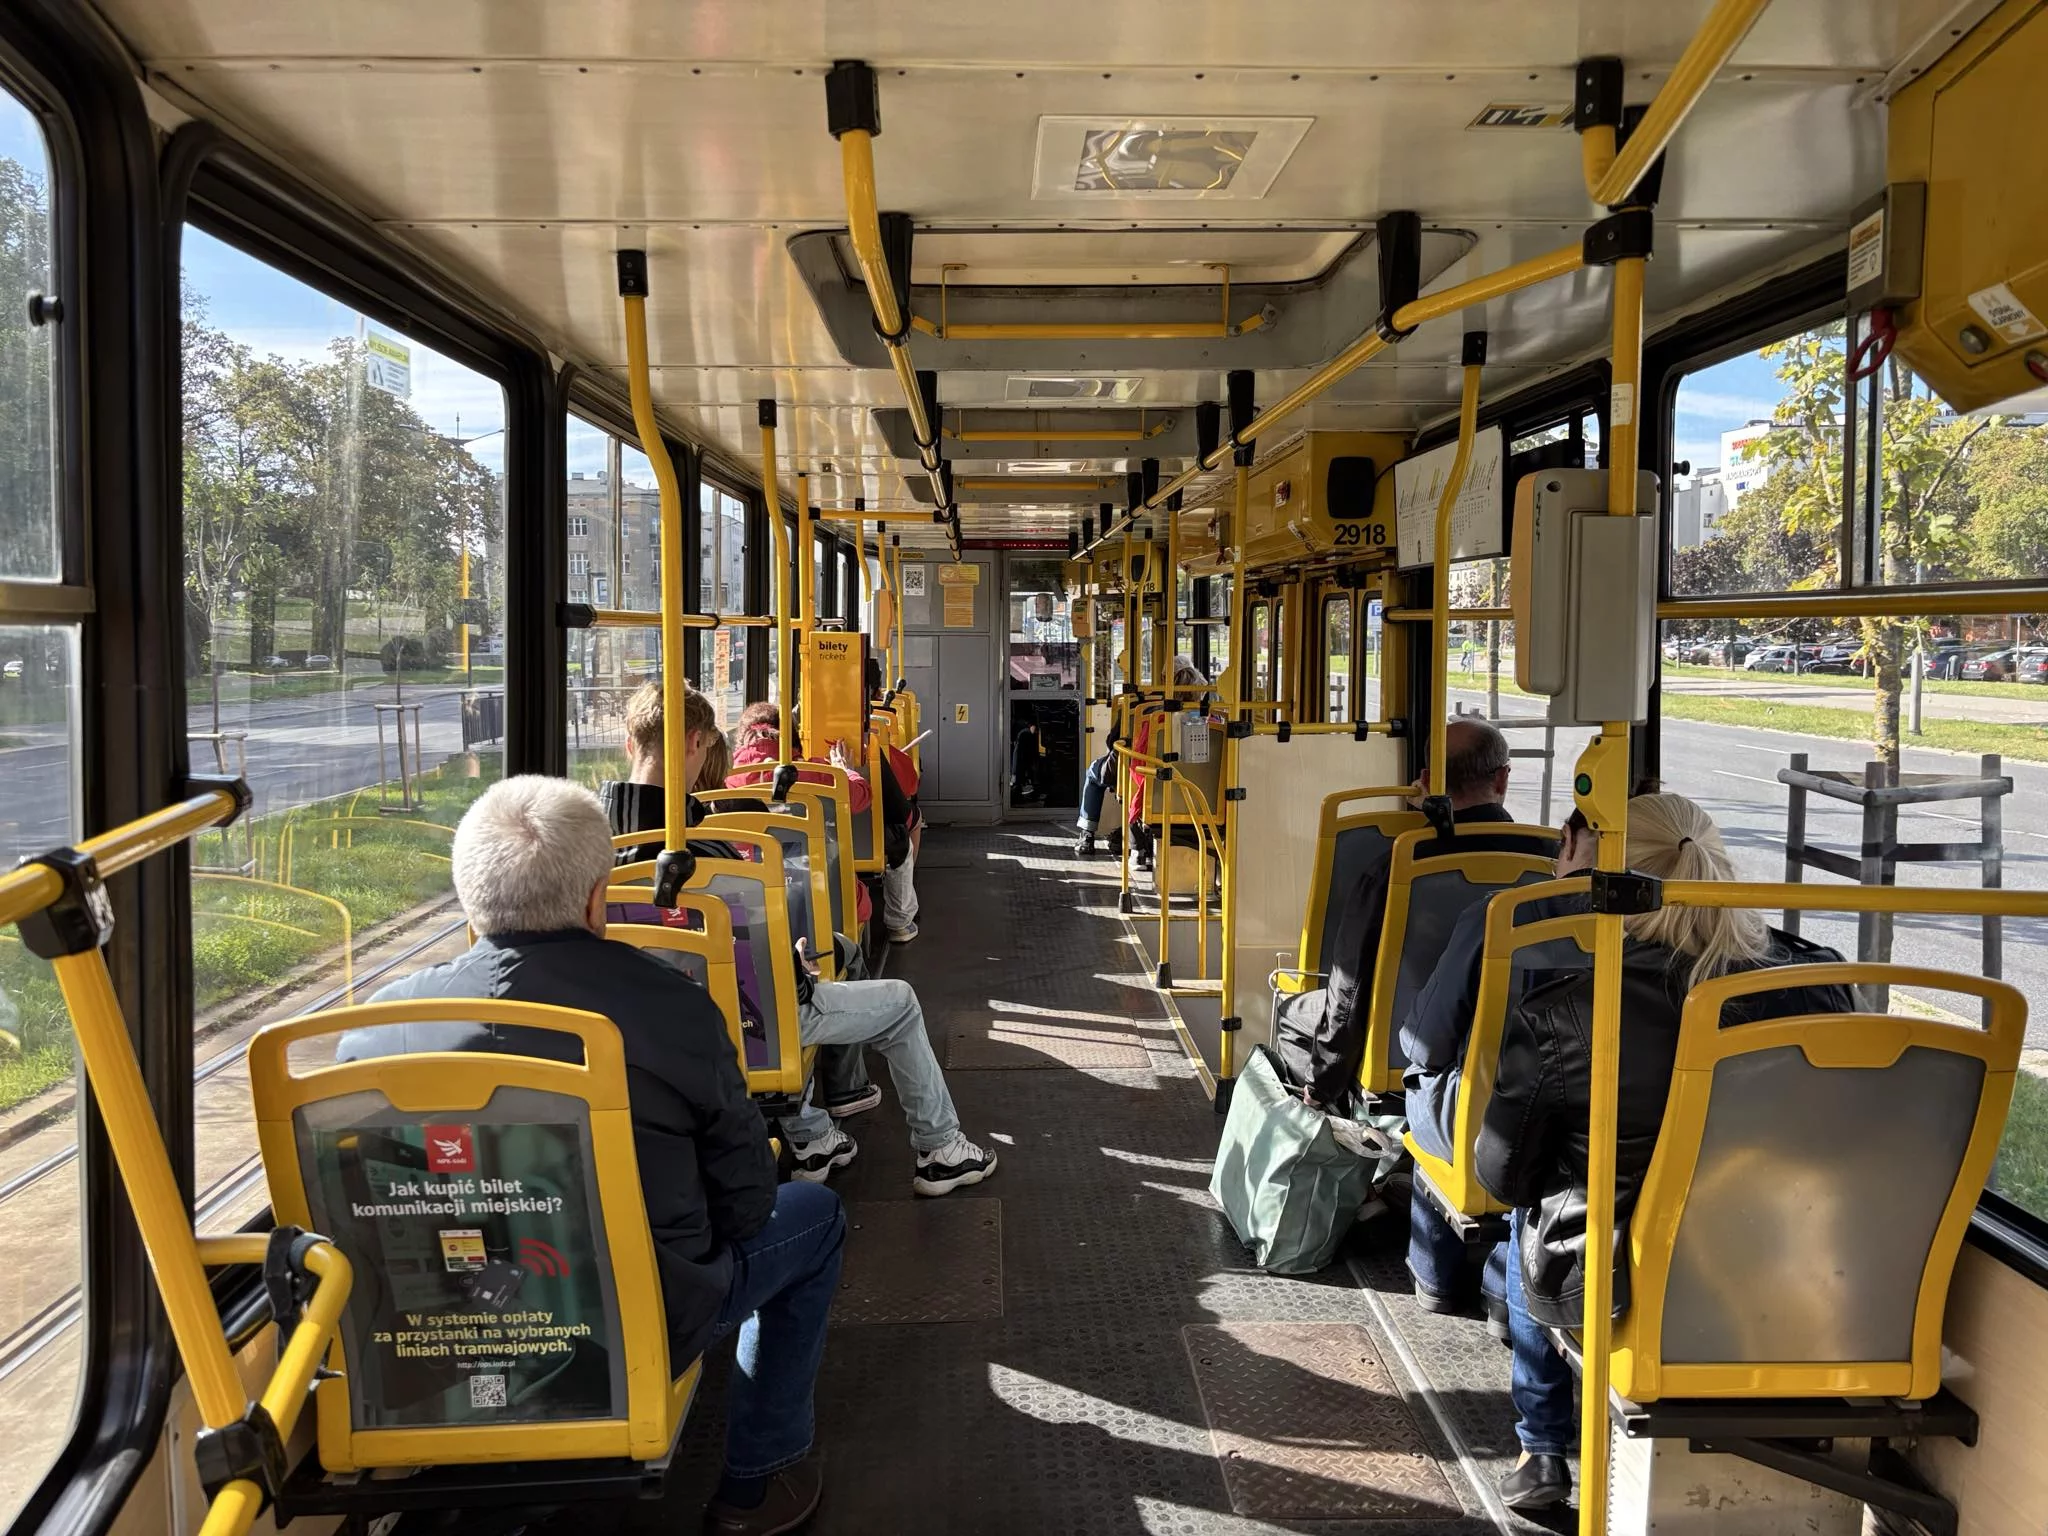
[0,916,466,1385]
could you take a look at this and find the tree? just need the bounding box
[180,312,501,686]
[1746,330,1990,764]
[1965,423,2048,581]
[0,155,52,582]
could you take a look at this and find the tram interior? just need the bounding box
[5,3,2048,1536]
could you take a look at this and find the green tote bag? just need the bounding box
[1209,1044,1377,1275]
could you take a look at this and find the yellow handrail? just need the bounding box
[1126,243,1586,531]
[1577,193,1653,1536]
[4,787,359,1536]
[190,1236,353,1536]
[761,402,793,760]
[618,260,688,858]
[1585,0,1772,207]
[1427,354,1484,799]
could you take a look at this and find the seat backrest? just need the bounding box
[1612,963,2022,1404]
[1297,788,1423,979]
[697,810,830,975]
[613,829,803,1094]
[853,732,886,872]
[1360,824,1559,1094]
[246,999,677,1470]
[605,901,744,1065]
[724,762,858,932]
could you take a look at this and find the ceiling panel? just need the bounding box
[93,0,1969,500]
[110,0,1962,72]
[157,62,1877,227]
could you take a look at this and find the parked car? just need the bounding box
[1809,643,1871,676]
[1924,643,1982,680]
[1745,645,1806,673]
[2013,648,2048,684]
[306,652,333,668]
[261,653,291,671]
[1964,649,2017,682]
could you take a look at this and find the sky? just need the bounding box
[1673,348,1786,479]
[184,228,512,475]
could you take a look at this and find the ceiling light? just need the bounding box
[1033,116,1312,201]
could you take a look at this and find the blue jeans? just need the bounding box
[1506,1209,1576,1457]
[1407,1196,1509,1308]
[712,1180,846,1478]
[1407,1194,1468,1301]
[1077,753,1114,833]
[782,979,961,1152]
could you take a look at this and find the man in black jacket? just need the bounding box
[346,775,841,1535]
[1285,718,1545,1107]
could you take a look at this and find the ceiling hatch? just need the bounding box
[1031,116,1313,200]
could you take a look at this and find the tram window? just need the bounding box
[696,482,748,730]
[1668,319,1852,596]
[1207,577,1232,680]
[1655,607,2048,1223]
[1008,557,1076,691]
[179,229,509,1225]
[617,444,660,612]
[1248,601,1272,700]
[0,631,80,1529]
[1322,594,1353,722]
[0,105,53,584]
[812,532,830,622]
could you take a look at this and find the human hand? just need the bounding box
[795,937,820,979]
[1404,773,1429,810]
[827,740,851,769]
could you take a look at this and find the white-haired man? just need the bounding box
[339,776,838,1536]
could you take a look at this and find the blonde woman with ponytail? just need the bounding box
[1621,793,1772,985]
[1472,791,1853,1514]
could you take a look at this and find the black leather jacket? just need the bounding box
[1473,928,1853,1328]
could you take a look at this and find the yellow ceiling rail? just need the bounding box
[910,315,1267,342]
[617,251,688,857]
[958,477,1118,493]
[914,259,1266,342]
[827,63,956,552]
[946,420,1172,443]
[1586,0,1772,207]
[815,507,945,523]
[1131,242,1586,527]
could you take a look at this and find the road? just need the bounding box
[1454,686,2048,1049]
[1,675,488,864]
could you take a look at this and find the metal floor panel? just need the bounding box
[1185,1322,1466,1521]
[557,829,1535,1536]
[946,1019,1155,1070]
[834,1199,1004,1326]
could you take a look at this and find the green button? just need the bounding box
[1574,773,1593,796]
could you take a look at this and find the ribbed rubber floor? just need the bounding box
[587,826,1558,1536]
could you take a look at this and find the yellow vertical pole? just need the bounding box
[1219,460,1250,1087]
[50,951,245,1430]
[619,262,686,850]
[1429,342,1485,797]
[760,401,791,762]
[795,471,813,757]
[891,538,906,685]
[1119,517,1137,903]
[1577,254,1645,1536]
[1163,497,1180,677]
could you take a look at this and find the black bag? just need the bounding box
[884,822,911,869]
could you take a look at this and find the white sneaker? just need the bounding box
[789,1126,858,1182]
[913,1134,998,1197]
[887,922,919,943]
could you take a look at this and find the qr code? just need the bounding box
[468,1374,507,1409]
